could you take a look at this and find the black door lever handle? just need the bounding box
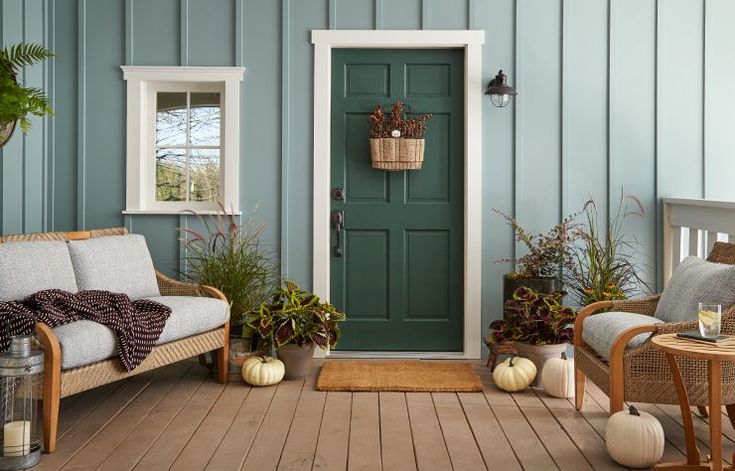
[331,210,344,257]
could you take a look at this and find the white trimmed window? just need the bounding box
[121,67,244,214]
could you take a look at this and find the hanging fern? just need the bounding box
[0,43,54,134]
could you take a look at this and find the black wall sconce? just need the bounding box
[485,69,517,108]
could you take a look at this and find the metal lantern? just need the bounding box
[0,337,43,470]
[485,69,518,108]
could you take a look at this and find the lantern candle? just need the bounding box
[3,421,30,456]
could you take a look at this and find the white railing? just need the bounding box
[663,198,735,285]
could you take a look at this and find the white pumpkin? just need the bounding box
[492,356,537,392]
[241,355,285,387]
[606,405,664,468]
[541,352,575,398]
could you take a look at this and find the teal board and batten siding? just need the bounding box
[1,0,734,338]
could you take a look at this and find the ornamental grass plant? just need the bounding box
[178,204,278,329]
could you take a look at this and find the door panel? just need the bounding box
[331,49,464,351]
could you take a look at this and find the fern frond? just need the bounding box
[0,43,54,72]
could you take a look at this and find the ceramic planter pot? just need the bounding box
[503,275,562,305]
[276,343,316,380]
[512,342,568,387]
[0,121,17,148]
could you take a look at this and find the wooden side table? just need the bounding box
[651,333,735,471]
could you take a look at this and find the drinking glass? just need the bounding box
[698,303,722,338]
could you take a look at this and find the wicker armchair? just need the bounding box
[1,227,229,453]
[574,296,735,426]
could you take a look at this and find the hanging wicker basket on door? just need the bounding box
[369,137,425,170]
[368,100,432,172]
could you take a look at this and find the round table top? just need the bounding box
[652,333,735,361]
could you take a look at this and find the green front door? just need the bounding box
[330,49,464,351]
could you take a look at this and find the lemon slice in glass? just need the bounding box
[698,309,718,326]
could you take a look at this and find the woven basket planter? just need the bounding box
[369,137,425,170]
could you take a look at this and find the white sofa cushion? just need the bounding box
[0,241,78,301]
[582,311,663,361]
[53,295,229,370]
[68,234,160,299]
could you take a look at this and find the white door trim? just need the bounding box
[311,30,485,359]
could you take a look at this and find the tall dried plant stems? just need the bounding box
[178,202,278,327]
[368,100,432,139]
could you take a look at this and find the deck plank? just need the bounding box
[534,389,624,471]
[170,381,252,470]
[313,392,352,471]
[277,370,327,471]
[205,384,277,470]
[240,379,305,470]
[132,375,227,469]
[457,392,521,471]
[59,362,192,470]
[482,380,558,471]
[57,382,122,437]
[405,392,453,471]
[432,392,486,470]
[35,373,157,471]
[35,359,735,471]
[96,365,210,470]
[511,388,593,470]
[347,392,382,471]
[379,392,417,471]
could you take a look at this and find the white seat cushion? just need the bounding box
[0,241,78,301]
[68,234,160,299]
[53,296,229,370]
[582,311,663,361]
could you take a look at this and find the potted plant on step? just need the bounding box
[487,287,576,386]
[494,209,579,302]
[179,204,277,380]
[248,281,346,379]
[0,43,54,147]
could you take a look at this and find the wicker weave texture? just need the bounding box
[60,328,225,397]
[577,297,735,407]
[369,138,424,170]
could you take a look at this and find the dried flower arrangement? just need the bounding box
[368,100,432,139]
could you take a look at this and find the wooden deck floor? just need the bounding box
[36,359,735,471]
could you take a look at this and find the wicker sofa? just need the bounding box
[0,227,230,453]
[574,243,735,427]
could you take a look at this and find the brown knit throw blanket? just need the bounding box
[0,289,171,371]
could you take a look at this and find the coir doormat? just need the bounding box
[316,360,483,392]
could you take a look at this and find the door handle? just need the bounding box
[331,210,344,257]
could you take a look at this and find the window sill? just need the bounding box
[122,209,242,216]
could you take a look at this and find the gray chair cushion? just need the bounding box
[655,256,735,323]
[53,295,229,370]
[582,312,663,361]
[0,241,78,301]
[68,234,160,299]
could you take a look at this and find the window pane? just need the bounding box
[156,92,187,146]
[156,148,187,201]
[189,149,220,202]
[189,92,221,145]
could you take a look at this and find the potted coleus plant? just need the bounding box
[494,209,579,303]
[247,281,346,379]
[0,43,54,147]
[179,204,277,380]
[488,287,576,386]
